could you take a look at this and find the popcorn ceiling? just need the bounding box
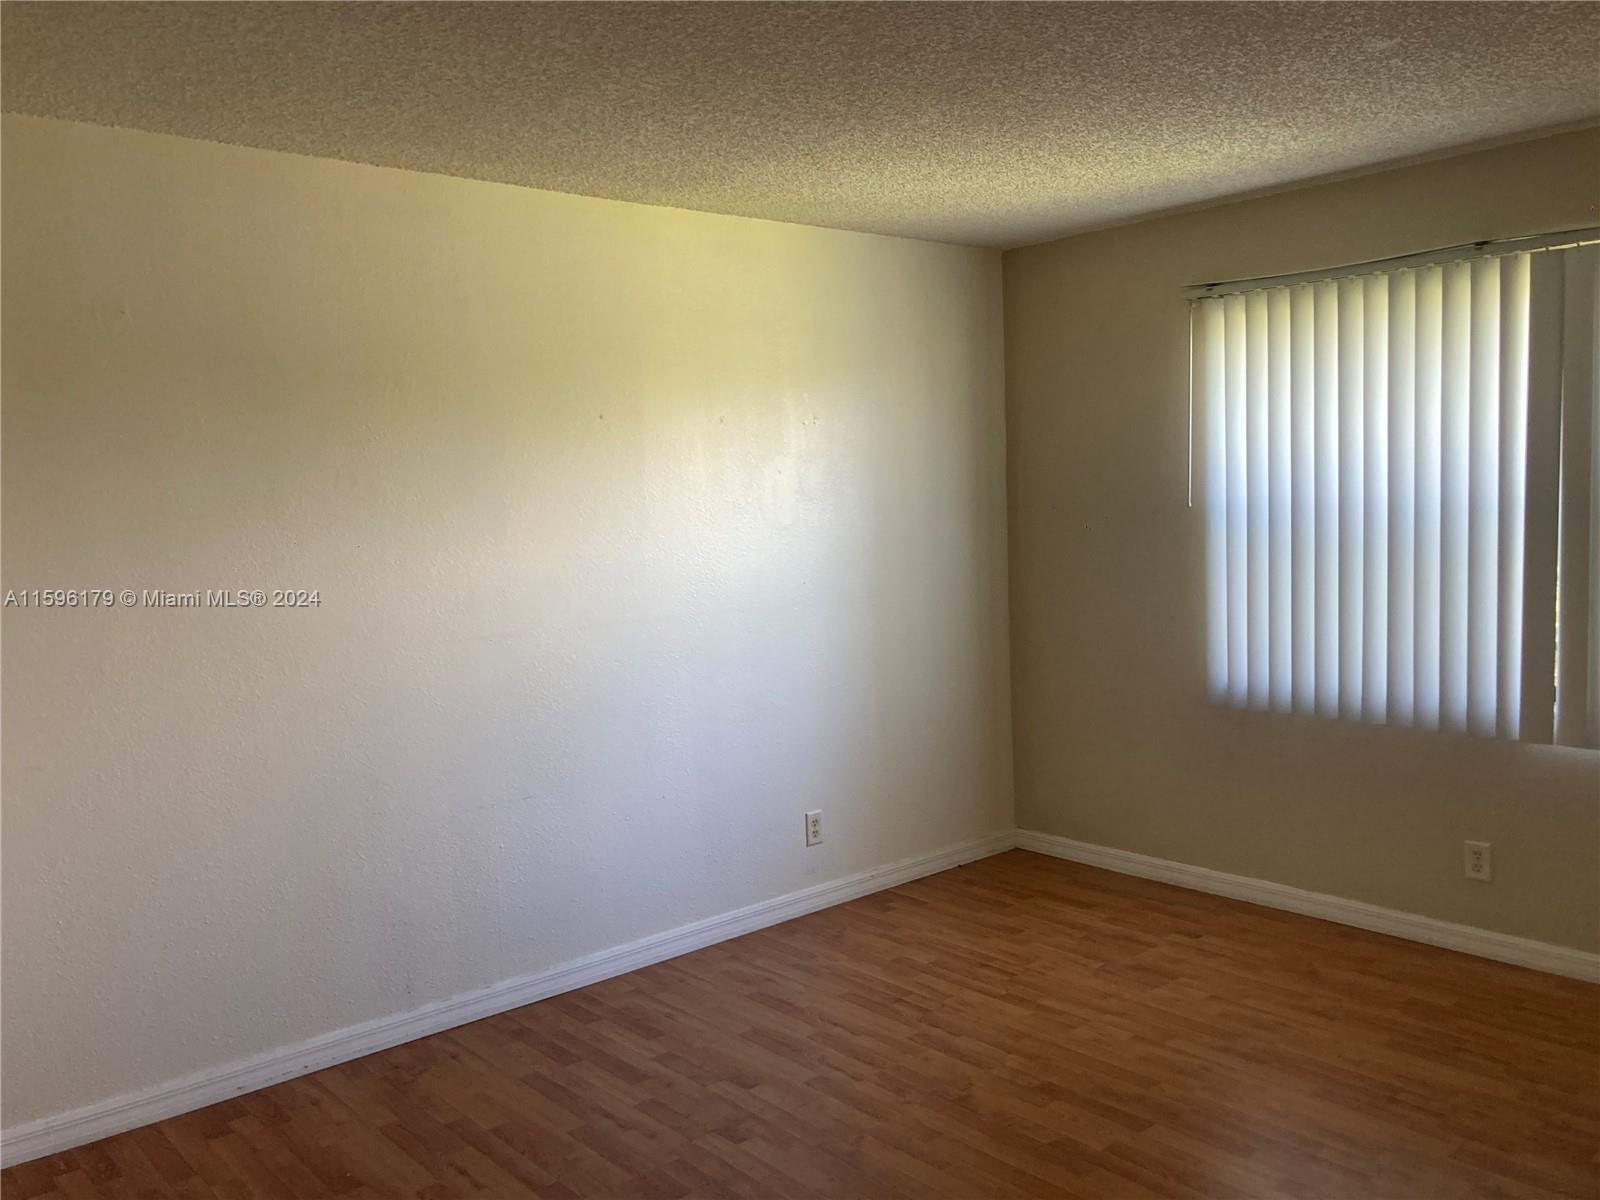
[2,1,1596,248]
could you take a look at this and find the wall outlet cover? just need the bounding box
[1464,840,1492,882]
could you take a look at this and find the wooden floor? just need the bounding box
[5,851,1597,1200]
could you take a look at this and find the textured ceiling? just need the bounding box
[3,2,1597,248]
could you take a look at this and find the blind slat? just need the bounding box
[1414,265,1444,731]
[1314,280,1341,718]
[1290,284,1317,713]
[1387,269,1417,725]
[1467,257,1501,736]
[1225,294,1249,707]
[1496,254,1530,740]
[1337,277,1366,719]
[1362,274,1389,722]
[1588,256,1600,749]
[1555,245,1599,748]
[1247,291,1270,709]
[1268,288,1294,711]
[1521,252,1563,744]
[1198,302,1229,702]
[1439,261,1472,732]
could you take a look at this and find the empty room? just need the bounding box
[2,2,1597,1197]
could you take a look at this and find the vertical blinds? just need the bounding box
[1194,241,1599,746]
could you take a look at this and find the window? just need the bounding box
[1191,233,1598,746]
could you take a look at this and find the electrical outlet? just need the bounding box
[1464,840,1492,882]
[805,810,822,847]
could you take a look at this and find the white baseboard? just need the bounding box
[1015,829,1600,984]
[0,830,1014,1169]
[9,827,1593,1168]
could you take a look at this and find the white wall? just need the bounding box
[0,115,1014,1129]
[1004,128,1600,952]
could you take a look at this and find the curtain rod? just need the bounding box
[1183,226,1600,300]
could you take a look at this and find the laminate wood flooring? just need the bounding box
[6,850,1596,1199]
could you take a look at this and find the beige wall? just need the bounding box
[6,107,1595,1142]
[0,115,1013,1129]
[1005,128,1600,952]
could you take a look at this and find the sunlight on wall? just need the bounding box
[0,115,1014,1132]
